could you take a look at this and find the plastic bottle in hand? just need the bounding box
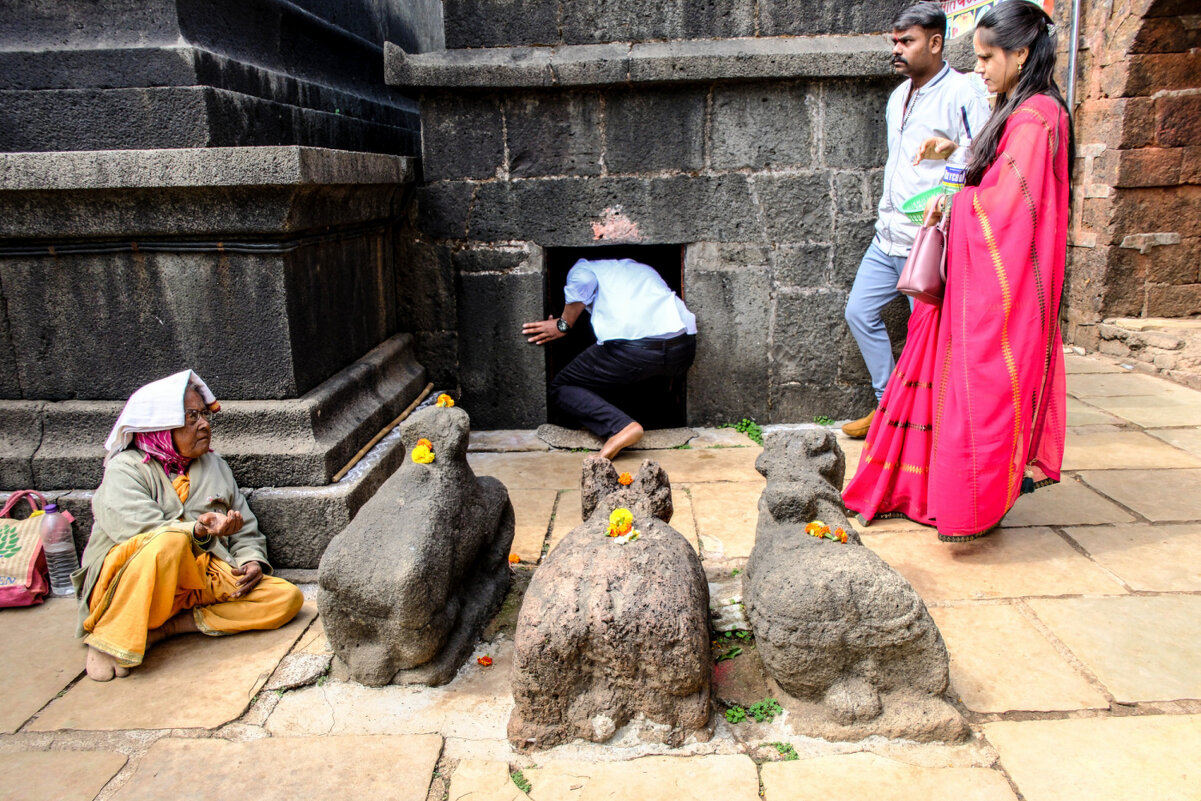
[40,504,79,596]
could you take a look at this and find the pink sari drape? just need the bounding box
[844,94,1070,539]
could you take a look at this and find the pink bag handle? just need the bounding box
[0,490,47,518]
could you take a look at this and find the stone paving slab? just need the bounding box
[1065,397,1125,426]
[999,479,1134,528]
[510,487,558,563]
[1026,595,1201,704]
[109,734,442,801]
[760,753,1017,801]
[1067,371,1193,397]
[268,639,514,740]
[448,759,529,801]
[548,487,698,552]
[1077,393,1201,428]
[470,430,551,452]
[0,749,127,801]
[984,715,1201,801]
[689,427,758,448]
[468,452,590,490]
[31,603,316,732]
[1078,469,1201,522]
[1147,427,1201,459]
[1062,523,1201,592]
[1061,430,1201,470]
[623,446,764,484]
[929,604,1108,713]
[686,480,762,560]
[521,755,760,801]
[536,424,696,451]
[1064,353,1124,374]
[862,527,1126,602]
[0,598,84,733]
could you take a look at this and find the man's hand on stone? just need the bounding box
[913,136,957,165]
[230,560,264,598]
[523,315,565,345]
[195,510,244,540]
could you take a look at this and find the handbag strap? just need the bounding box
[0,490,46,518]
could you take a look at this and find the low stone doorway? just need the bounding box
[544,243,688,429]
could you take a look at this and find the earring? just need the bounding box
[1018,61,1024,76]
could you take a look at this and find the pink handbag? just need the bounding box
[0,490,49,607]
[897,204,948,305]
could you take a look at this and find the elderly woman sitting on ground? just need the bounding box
[75,370,303,681]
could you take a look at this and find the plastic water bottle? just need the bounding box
[40,504,79,597]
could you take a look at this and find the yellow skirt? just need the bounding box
[83,525,303,667]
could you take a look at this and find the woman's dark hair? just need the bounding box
[964,0,1074,187]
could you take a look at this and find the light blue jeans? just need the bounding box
[845,241,912,402]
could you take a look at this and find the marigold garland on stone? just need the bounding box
[435,393,455,408]
[618,472,633,486]
[508,553,521,564]
[804,520,847,543]
[411,444,435,464]
[477,655,492,667]
[607,507,634,537]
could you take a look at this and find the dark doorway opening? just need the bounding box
[544,243,688,430]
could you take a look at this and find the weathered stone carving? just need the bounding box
[317,405,514,686]
[509,457,711,750]
[744,429,968,742]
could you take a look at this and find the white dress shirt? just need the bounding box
[563,258,697,344]
[874,62,991,257]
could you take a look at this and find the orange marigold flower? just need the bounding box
[477,655,493,667]
[834,527,848,543]
[411,444,435,464]
[618,472,634,486]
[608,507,634,537]
[508,553,521,564]
[416,438,433,450]
[805,520,830,538]
[435,393,455,408]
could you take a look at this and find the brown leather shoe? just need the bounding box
[841,409,876,439]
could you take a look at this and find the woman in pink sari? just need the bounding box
[843,0,1073,542]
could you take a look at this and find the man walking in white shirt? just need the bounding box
[522,258,697,459]
[841,1,990,438]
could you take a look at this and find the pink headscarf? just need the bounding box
[133,430,193,478]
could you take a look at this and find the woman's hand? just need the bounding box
[231,561,264,598]
[922,193,947,226]
[913,136,957,165]
[195,510,244,539]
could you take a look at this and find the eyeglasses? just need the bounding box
[184,408,217,425]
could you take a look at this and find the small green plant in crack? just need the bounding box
[672,442,692,449]
[720,418,763,446]
[769,741,798,760]
[730,568,741,577]
[725,706,747,724]
[748,698,783,723]
[510,769,532,794]
[813,415,836,426]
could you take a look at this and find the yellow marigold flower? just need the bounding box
[805,520,830,538]
[618,472,634,486]
[608,507,634,537]
[416,438,433,450]
[411,444,435,464]
[435,393,455,408]
[508,553,521,564]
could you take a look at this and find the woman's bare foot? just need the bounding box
[600,421,644,460]
[85,646,129,681]
[147,611,199,647]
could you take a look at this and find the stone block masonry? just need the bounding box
[394,35,896,426]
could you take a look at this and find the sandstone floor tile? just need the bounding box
[761,753,1016,801]
[1147,427,1201,459]
[852,514,935,534]
[0,598,84,733]
[470,430,550,452]
[1067,371,1189,397]
[522,755,760,801]
[837,435,864,483]
[448,760,529,801]
[509,488,558,563]
[1065,397,1124,426]
[1078,469,1201,521]
[1000,479,1134,528]
[548,488,697,552]
[0,749,127,801]
[1078,393,1201,428]
[267,639,514,740]
[689,427,757,448]
[862,527,1125,602]
[687,480,762,559]
[1064,353,1123,374]
[620,446,764,484]
[109,734,442,801]
[929,605,1107,713]
[984,715,1201,801]
[1063,523,1201,592]
[294,616,331,655]
[31,603,316,731]
[1027,595,1201,703]
[468,452,589,490]
[1062,430,1201,470]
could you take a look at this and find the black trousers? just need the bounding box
[549,335,697,439]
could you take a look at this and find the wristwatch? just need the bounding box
[556,317,571,333]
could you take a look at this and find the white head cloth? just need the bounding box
[103,370,217,463]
